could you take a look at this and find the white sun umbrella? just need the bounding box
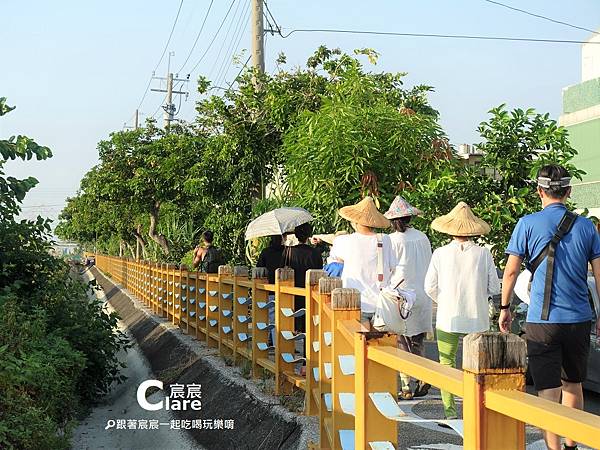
[245,207,313,240]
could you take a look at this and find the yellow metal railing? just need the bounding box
[94,255,600,449]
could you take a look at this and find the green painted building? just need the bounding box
[560,33,600,215]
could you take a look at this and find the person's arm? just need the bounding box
[423,252,438,303]
[499,254,523,332]
[591,257,600,336]
[487,251,501,297]
[192,247,206,269]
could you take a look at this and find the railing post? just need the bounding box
[354,330,397,450]
[251,267,269,379]
[462,332,527,450]
[206,268,220,348]
[317,277,342,450]
[304,269,327,416]
[331,288,361,449]
[218,265,233,356]
[232,265,249,363]
[275,267,295,395]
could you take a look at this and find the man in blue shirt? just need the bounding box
[500,164,600,450]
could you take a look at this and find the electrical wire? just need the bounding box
[206,0,245,81]
[224,54,251,92]
[213,1,251,90]
[483,0,599,36]
[187,0,238,75]
[126,0,185,125]
[177,0,215,74]
[263,0,281,34]
[278,28,600,44]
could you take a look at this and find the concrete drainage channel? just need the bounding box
[82,267,318,450]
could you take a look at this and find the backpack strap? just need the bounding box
[539,209,577,320]
[376,234,384,287]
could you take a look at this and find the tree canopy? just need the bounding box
[57,47,586,267]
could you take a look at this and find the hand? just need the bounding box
[310,237,322,245]
[499,309,512,333]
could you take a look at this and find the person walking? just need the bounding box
[424,201,500,422]
[331,196,397,326]
[283,223,323,333]
[385,196,433,400]
[256,235,284,345]
[500,164,600,450]
[192,230,224,273]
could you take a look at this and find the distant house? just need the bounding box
[559,32,600,217]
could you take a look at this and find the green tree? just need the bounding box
[0,97,129,448]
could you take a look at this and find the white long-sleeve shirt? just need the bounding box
[389,228,433,336]
[424,240,500,334]
[332,232,397,313]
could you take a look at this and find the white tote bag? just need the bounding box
[372,286,416,334]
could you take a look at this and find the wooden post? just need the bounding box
[318,277,342,450]
[251,267,269,379]
[275,267,295,395]
[232,265,249,363]
[331,288,361,449]
[304,269,327,416]
[217,265,233,355]
[462,332,527,450]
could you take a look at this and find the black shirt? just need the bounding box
[256,245,284,284]
[283,244,323,288]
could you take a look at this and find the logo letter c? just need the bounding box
[137,379,164,411]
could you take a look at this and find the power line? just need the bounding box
[177,0,215,74]
[207,0,245,81]
[129,0,185,123]
[263,0,281,34]
[187,0,238,75]
[278,28,600,44]
[224,54,251,92]
[213,1,251,90]
[153,0,185,75]
[483,0,599,36]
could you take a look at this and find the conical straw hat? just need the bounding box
[338,197,390,229]
[384,195,423,219]
[431,201,490,236]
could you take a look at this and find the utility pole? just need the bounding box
[165,73,174,128]
[252,0,265,74]
[150,52,189,129]
[150,75,189,129]
[123,109,140,130]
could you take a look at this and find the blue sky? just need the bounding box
[1,0,598,224]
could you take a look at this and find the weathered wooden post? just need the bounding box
[275,267,295,395]
[251,267,269,379]
[462,331,527,450]
[232,265,249,362]
[330,288,361,449]
[304,269,327,416]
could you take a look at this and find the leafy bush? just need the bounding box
[0,97,129,448]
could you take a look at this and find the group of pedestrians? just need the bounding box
[331,164,600,450]
[250,163,600,450]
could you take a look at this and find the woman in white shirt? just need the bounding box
[332,196,397,326]
[424,202,500,421]
[385,196,433,400]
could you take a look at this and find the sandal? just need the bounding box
[398,390,413,400]
[413,382,431,398]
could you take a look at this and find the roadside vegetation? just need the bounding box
[56,47,585,266]
[0,98,129,449]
